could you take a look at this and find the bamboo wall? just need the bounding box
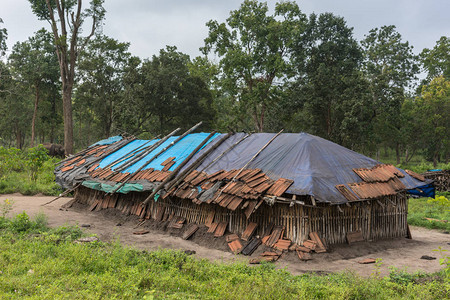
[75,186,408,245]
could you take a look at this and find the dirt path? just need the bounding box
[2,193,449,277]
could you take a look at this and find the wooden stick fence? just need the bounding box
[75,186,408,245]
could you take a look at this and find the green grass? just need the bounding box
[0,211,448,299]
[408,192,450,231]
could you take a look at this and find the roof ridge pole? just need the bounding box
[114,129,181,173]
[107,122,203,195]
[201,133,251,173]
[103,127,181,193]
[213,129,284,203]
[164,132,234,193]
[101,135,161,171]
[141,130,217,205]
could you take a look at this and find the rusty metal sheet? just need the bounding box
[383,164,405,177]
[223,169,239,180]
[205,211,215,227]
[214,222,227,237]
[226,233,240,242]
[244,200,257,219]
[182,224,199,240]
[228,239,243,253]
[207,222,218,233]
[353,164,402,183]
[335,184,359,202]
[162,160,176,171]
[405,169,425,181]
[235,169,254,180]
[201,181,215,190]
[266,178,294,196]
[219,194,234,207]
[61,165,75,172]
[226,197,244,211]
[206,170,225,181]
[389,177,406,191]
[76,159,86,166]
[348,182,397,199]
[184,170,200,183]
[252,179,275,194]
[247,175,269,188]
[191,171,208,186]
[240,169,262,182]
[273,239,291,251]
[241,222,258,241]
[160,156,175,166]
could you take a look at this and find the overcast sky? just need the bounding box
[1,0,449,59]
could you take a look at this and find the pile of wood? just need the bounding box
[423,170,450,192]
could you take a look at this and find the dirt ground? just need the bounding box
[2,193,449,277]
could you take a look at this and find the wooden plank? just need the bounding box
[346,230,364,244]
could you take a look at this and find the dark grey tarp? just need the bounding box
[183,132,429,204]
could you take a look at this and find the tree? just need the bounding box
[75,35,131,145]
[290,13,372,148]
[28,0,105,154]
[361,25,419,163]
[202,0,307,132]
[119,46,214,135]
[0,18,7,57]
[416,76,450,166]
[8,29,60,147]
[420,36,450,82]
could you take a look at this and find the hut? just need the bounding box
[55,128,432,246]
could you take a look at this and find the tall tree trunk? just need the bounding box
[62,84,74,155]
[395,142,400,165]
[30,85,40,147]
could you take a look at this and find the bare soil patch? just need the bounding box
[2,193,449,277]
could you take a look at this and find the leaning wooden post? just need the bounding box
[213,129,284,202]
[164,132,234,192]
[41,183,81,206]
[142,131,217,205]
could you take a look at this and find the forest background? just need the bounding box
[0,0,448,168]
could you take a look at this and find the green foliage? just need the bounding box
[408,193,450,231]
[420,36,450,82]
[0,18,7,57]
[0,220,448,299]
[0,147,61,195]
[202,0,307,132]
[26,144,49,181]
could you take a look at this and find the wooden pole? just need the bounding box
[41,183,81,206]
[201,133,250,173]
[142,131,217,205]
[107,122,203,195]
[164,132,233,192]
[213,129,283,202]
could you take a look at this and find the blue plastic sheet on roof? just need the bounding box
[90,135,123,147]
[98,133,221,173]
